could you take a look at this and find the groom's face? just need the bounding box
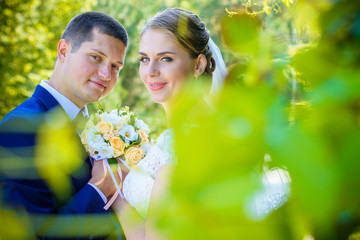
[58,29,126,108]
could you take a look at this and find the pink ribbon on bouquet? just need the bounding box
[91,157,126,210]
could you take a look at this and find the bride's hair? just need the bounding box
[141,8,216,77]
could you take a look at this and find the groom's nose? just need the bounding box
[97,64,112,81]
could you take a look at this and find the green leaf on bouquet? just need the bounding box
[128,136,142,148]
[123,106,130,113]
[129,113,136,126]
[107,158,117,165]
[97,101,104,113]
[119,135,126,143]
[91,114,100,125]
[116,103,122,114]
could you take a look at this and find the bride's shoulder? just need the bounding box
[154,128,176,164]
[157,128,174,141]
[155,128,174,148]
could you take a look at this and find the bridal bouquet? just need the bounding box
[80,104,151,209]
[80,105,151,167]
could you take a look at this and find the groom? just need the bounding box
[0,12,127,239]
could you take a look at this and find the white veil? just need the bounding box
[206,38,228,99]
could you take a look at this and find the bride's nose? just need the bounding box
[147,61,160,77]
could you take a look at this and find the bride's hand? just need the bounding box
[117,158,130,179]
[111,188,146,240]
[112,192,130,213]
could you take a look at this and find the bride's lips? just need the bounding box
[90,80,107,90]
[148,82,167,91]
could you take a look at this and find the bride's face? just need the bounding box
[139,29,196,104]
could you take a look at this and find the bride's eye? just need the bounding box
[139,57,149,63]
[161,57,173,62]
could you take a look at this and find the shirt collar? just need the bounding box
[40,80,88,120]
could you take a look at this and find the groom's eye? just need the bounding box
[91,54,101,61]
[112,64,120,71]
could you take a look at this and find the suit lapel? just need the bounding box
[32,85,60,112]
[33,85,93,190]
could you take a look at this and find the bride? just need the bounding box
[112,8,289,239]
[112,8,227,239]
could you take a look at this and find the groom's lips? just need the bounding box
[149,82,167,91]
[90,80,107,90]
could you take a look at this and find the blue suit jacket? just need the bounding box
[0,85,122,239]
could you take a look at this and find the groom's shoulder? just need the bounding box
[0,96,62,139]
[1,97,46,125]
[0,85,59,126]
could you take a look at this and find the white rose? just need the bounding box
[96,143,114,159]
[110,109,118,115]
[101,112,122,126]
[135,119,149,133]
[119,124,139,143]
[86,129,105,149]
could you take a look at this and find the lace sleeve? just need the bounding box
[137,129,176,177]
[154,129,176,165]
[245,168,291,220]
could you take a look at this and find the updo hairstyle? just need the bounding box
[141,8,216,77]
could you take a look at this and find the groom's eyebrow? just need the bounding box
[92,48,123,65]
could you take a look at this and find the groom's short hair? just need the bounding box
[61,11,128,52]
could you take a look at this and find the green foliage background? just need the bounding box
[0,0,95,117]
[1,0,360,239]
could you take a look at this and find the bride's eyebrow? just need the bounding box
[157,51,176,55]
[138,51,176,56]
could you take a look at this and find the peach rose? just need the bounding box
[124,146,144,165]
[137,129,149,145]
[81,131,88,145]
[110,137,125,157]
[113,130,120,137]
[96,121,112,134]
[103,133,110,141]
[86,146,95,155]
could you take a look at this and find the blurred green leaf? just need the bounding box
[221,14,259,55]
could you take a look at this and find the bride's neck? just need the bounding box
[161,102,171,127]
[161,97,211,129]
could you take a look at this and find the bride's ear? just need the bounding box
[194,54,207,77]
[57,39,71,62]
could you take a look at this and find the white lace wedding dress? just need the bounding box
[247,167,291,220]
[122,129,176,218]
[123,129,290,219]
